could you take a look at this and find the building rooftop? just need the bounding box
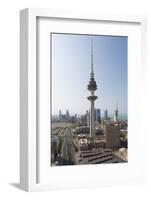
[77,148,124,165]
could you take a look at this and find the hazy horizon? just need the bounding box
[52,112,128,121]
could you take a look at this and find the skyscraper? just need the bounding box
[87,39,98,138]
[95,108,101,123]
[114,104,119,122]
[59,109,62,121]
[66,109,70,120]
[86,110,90,126]
[104,109,108,120]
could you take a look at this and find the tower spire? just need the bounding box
[90,38,94,79]
[91,38,93,73]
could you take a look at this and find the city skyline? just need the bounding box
[52,108,127,121]
[51,33,127,118]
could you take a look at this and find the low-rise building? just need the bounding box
[114,148,128,161]
[77,148,123,164]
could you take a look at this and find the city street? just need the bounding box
[61,127,75,164]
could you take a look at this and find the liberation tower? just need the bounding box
[87,39,98,138]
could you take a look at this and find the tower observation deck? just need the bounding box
[87,39,98,138]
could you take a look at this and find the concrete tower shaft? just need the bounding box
[87,38,98,138]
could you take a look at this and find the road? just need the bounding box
[61,128,69,160]
[61,127,75,164]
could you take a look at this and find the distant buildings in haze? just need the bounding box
[104,109,108,120]
[55,106,120,124]
[114,104,119,123]
[59,109,71,122]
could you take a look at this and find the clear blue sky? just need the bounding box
[51,33,127,119]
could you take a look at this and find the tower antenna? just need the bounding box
[90,38,94,78]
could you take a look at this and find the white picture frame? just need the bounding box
[20,8,147,192]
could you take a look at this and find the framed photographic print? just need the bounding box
[20,8,147,191]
